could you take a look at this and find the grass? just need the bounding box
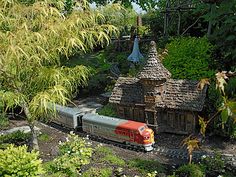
[0,113,9,130]
[128,158,165,174]
[38,132,51,142]
[82,167,112,177]
[96,146,113,156]
[95,146,125,166]
[101,154,126,166]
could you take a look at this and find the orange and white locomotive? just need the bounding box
[82,114,155,151]
[53,105,155,151]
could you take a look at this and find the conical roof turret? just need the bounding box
[137,41,171,81]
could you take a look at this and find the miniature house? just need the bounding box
[109,41,207,134]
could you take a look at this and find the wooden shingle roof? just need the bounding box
[157,79,207,111]
[109,78,207,111]
[137,41,171,81]
[109,77,143,105]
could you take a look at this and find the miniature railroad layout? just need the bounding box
[48,120,236,171]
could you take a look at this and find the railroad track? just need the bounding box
[47,122,236,171]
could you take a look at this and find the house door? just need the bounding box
[145,111,155,125]
[167,112,175,128]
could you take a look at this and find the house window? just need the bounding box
[179,114,186,131]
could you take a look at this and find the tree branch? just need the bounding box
[181,17,200,35]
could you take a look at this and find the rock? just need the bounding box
[0,126,40,135]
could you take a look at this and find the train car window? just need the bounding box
[139,126,145,133]
[77,115,83,126]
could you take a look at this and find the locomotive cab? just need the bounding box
[139,125,155,151]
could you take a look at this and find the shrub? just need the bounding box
[97,104,117,117]
[82,167,112,177]
[175,163,205,177]
[201,152,225,176]
[0,130,30,146]
[46,132,92,177]
[0,113,9,130]
[0,144,44,177]
[129,158,164,174]
[163,37,214,80]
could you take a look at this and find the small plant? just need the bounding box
[0,130,30,146]
[114,167,124,177]
[175,163,205,177]
[101,154,126,166]
[38,132,51,142]
[129,158,164,174]
[147,171,158,177]
[96,146,125,166]
[96,146,113,155]
[181,135,200,164]
[97,104,117,117]
[198,71,236,138]
[82,167,112,177]
[201,152,225,176]
[0,144,44,176]
[0,113,9,130]
[46,132,93,177]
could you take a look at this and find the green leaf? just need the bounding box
[228,101,236,114]
[226,35,236,41]
[198,116,207,137]
[221,108,229,128]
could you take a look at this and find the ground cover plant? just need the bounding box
[0,145,44,177]
[44,132,92,177]
[0,130,30,148]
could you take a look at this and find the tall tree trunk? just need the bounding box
[24,106,39,151]
[29,122,39,151]
[207,3,215,36]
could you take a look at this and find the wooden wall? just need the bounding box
[116,104,197,134]
[157,110,197,134]
[116,105,145,123]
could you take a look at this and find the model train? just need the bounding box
[52,104,155,151]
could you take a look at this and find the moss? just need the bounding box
[96,146,113,156]
[101,154,126,166]
[82,167,112,177]
[38,132,51,142]
[95,146,125,166]
[128,158,164,174]
[175,163,205,177]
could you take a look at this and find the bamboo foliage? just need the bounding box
[0,0,118,149]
